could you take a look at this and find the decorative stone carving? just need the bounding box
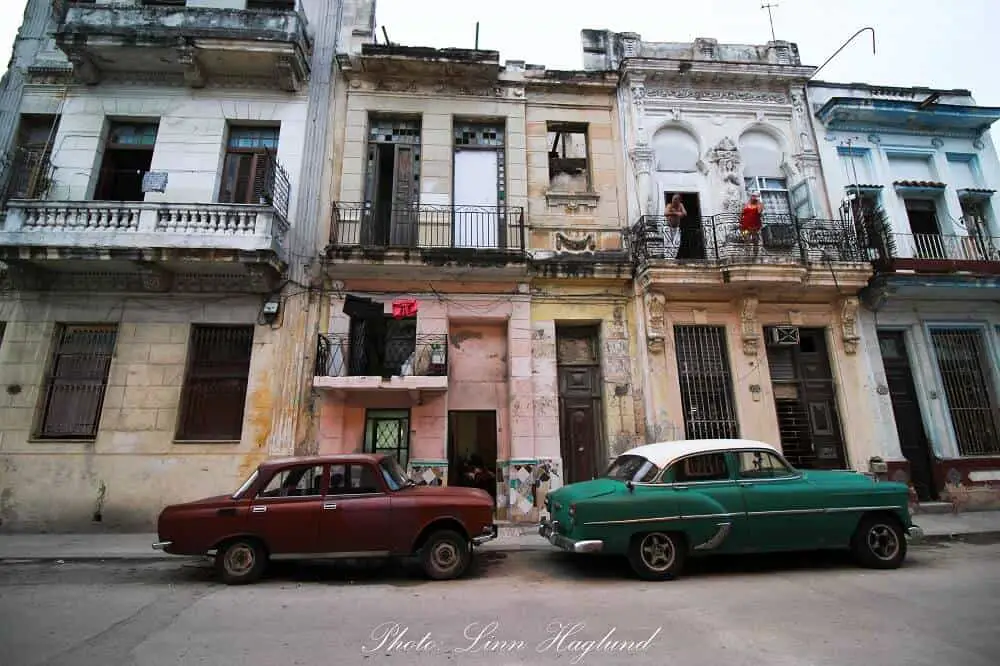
[707,137,742,186]
[739,296,760,356]
[645,88,789,104]
[176,44,205,88]
[645,291,666,352]
[867,133,882,144]
[630,78,647,144]
[64,48,100,85]
[275,55,301,92]
[840,296,860,355]
[974,137,985,150]
[630,146,654,175]
[790,89,814,152]
[931,137,944,148]
[755,111,766,122]
[555,232,596,253]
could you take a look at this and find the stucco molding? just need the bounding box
[839,296,861,354]
[644,291,666,353]
[554,232,596,253]
[644,87,790,105]
[738,296,760,356]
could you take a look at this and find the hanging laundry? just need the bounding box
[392,298,418,319]
[343,294,383,319]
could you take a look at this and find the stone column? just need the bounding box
[505,297,535,522]
[531,318,560,520]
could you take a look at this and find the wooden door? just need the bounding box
[390,144,417,247]
[556,329,603,484]
[878,331,936,500]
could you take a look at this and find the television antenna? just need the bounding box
[761,2,778,41]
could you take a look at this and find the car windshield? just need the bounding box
[379,456,415,491]
[232,469,258,499]
[604,454,660,483]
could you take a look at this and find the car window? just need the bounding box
[737,450,796,478]
[604,454,660,482]
[257,465,324,498]
[328,463,381,495]
[669,452,730,483]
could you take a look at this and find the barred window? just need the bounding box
[176,325,254,441]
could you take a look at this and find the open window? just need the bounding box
[93,121,159,202]
[547,122,590,192]
[218,125,280,205]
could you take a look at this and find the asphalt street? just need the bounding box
[1,539,998,666]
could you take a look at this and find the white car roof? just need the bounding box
[620,438,781,469]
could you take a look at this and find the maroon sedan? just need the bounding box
[153,453,497,584]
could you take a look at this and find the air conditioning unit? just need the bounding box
[766,325,800,347]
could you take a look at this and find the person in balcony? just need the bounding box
[740,192,765,258]
[664,193,686,248]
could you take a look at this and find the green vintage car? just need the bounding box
[539,438,924,580]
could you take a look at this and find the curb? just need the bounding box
[917,530,1000,545]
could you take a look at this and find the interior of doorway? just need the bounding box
[665,191,705,260]
[447,410,498,502]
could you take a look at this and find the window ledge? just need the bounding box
[544,190,601,210]
[27,438,96,445]
[172,439,242,445]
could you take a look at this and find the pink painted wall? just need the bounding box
[316,294,532,462]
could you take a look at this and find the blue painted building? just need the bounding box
[807,81,1000,508]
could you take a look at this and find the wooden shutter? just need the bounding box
[38,325,118,439]
[177,326,254,441]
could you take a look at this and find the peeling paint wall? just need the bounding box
[0,292,278,531]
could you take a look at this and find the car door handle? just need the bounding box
[738,482,754,488]
[323,503,337,510]
[251,506,266,513]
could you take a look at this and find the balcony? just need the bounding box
[313,333,450,401]
[629,214,872,300]
[874,232,1000,275]
[325,202,528,280]
[0,200,287,293]
[54,1,312,91]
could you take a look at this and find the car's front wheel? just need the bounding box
[851,514,907,569]
[419,530,471,580]
[215,538,267,585]
[627,531,686,581]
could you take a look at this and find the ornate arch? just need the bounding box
[650,121,704,172]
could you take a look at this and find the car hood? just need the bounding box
[170,494,233,508]
[549,478,623,504]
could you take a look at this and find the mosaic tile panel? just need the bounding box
[496,458,564,523]
[407,460,447,487]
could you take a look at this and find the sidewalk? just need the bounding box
[1,511,999,562]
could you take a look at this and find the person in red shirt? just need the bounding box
[740,193,764,258]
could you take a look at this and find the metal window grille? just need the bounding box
[177,325,254,441]
[673,325,740,439]
[37,325,118,439]
[363,409,411,469]
[929,328,1000,456]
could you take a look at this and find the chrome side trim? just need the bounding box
[583,511,740,526]
[152,541,172,551]
[825,505,898,513]
[583,504,902,526]
[747,508,825,516]
[694,522,732,551]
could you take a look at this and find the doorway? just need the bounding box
[447,410,498,502]
[363,116,421,247]
[665,191,705,260]
[877,330,936,501]
[556,325,604,484]
[93,121,159,202]
[903,198,941,259]
[765,327,847,469]
[453,121,505,249]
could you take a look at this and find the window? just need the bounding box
[744,176,792,220]
[363,409,411,468]
[94,120,159,202]
[674,325,740,439]
[739,129,790,220]
[547,122,590,192]
[247,0,296,8]
[328,463,381,495]
[218,125,280,205]
[4,114,59,201]
[257,465,325,498]
[176,325,254,441]
[670,453,730,482]
[604,454,659,482]
[929,328,1000,456]
[141,1,186,6]
[737,450,795,478]
[36,325,118,439]
[363,115,421,247]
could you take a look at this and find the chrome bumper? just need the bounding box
[905,525,925,542]
[539,519,604,553]
[472,524,498,547]
[151,541,172,551]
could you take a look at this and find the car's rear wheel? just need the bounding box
[851,514,907,569]
[216,538,267,585]
[419,530,471,580]
[627,531,686,581]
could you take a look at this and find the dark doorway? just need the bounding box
[556,325,604,484]
[363,116,421,247]
[666,191,705,260]
[765,327,847,469]
[877,331,937,501]
[447,411,498,502]
[93,121,158,202]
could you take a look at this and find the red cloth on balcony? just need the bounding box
[392,299,418,319]
[740,203,763,233]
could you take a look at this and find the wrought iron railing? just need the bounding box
[1,147,53,203]
[330,202,526,252]
[629,214,867,268]
[886,232,1000,263]
[257,147,291,222]
[315,333,449,378]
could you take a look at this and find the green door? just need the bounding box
[661,451,750,554]
[732,449,826,551]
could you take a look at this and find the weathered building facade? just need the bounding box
[582,30,877,472]
[0,0,366,530]
[808,81,1000,508]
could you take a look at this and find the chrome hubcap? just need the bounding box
[867,524,900,561]
[225,544,255,575]
[640,533,675,572]
[431,542,460,571]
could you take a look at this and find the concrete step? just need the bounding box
[912,502,956,515]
